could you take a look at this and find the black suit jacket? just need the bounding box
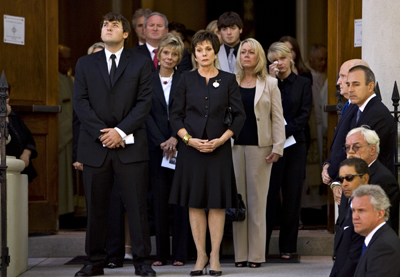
[354,223,400,277]
[369,159,400,233]
[146,70,182,150]
[325,104,358,179]
[133,44,192,72]
[330,194,364,277]
[73,48,153,167]
[278,71,312,143]
[351,96,396,174]
[170,70,245,140]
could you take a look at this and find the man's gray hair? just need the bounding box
[346,126,380,154]
[131,8,152,29]
[352,184,391,221]
[144,12,168,28]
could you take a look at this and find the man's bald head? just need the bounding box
[337,59,369,99]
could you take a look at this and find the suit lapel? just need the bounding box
[97,50,111,90]
[218,45,229,71]
[169,70,180,106]
[111,49,129,87]
[332,104,356,143]
[254,78,264,108]
[359,96,377,124]
[153,72,168,111]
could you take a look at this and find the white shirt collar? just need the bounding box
[368,158,377,167]
[359,94,376,112]
[146,42,157,59]
[364,222,385,246]
[104,47,124,67]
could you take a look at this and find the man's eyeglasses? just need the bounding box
[336,174,364,183]
[343,144,369,153]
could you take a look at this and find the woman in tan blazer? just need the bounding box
[232,38,286,268]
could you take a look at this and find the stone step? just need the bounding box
[28,230,334,258]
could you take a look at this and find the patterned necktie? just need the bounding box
[110,54,117,85]
[356,109,362,123]
[361,242,367,256]
[153,49,158,70]
[228,48,236,73]
[342,101,350,115]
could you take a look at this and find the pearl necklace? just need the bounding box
[159,72,174,85]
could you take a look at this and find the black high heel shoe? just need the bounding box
[209,269,222,276]
[190,260,209,276]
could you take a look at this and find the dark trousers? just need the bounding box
[149,150,190,261]
[105,184,125,265]
[83,150,151,267]
[266,142,307,254]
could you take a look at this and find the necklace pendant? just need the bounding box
[163,81,168,84]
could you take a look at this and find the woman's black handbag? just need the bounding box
[223,107,233,126]
[226,194,246,222]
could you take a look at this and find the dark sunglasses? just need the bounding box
[336,174,364,183]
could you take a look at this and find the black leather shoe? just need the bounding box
[134,264,156,276]
[75,265,104,276]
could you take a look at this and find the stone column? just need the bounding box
[0,156,28,277]
[362,0,400,108]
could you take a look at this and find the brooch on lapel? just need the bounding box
[213,79,221,88]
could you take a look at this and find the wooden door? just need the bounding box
[326,0,362,231]
[0,0,59,233]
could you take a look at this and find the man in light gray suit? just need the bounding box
[217,11,243,73]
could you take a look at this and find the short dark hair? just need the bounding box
[348,65,375,86]
[100,12,131,43]
[339,158,370,176]
[168,22,187,35]
[191,30,220,56]
[217,11,243,30]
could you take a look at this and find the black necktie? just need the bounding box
[110,54,117,85]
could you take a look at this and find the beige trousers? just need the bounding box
[232,145,273,263]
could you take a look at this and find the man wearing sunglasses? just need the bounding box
[344,127,399,234]
[330,158,369,277]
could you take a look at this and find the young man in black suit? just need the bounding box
[330,158,369,277]
[347,65,396,174]
[352,185,400,277]
[73,12,155,277]
[344,127,399,233]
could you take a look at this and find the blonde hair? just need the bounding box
[87,42,104,55]
[157,33,185,65]
[206,20,218,33]
[236,38,268,82]
[267,42,294,70]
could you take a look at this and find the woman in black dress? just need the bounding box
[266,42,312,259]
[169,30,245,276]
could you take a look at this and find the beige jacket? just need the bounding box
[252,75,285,155]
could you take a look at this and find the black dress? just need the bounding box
[169,70,246,209]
